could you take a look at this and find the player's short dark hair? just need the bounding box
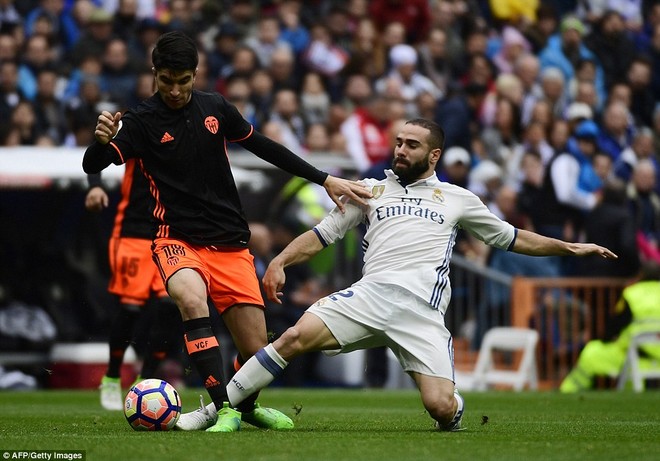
[406,118,445,151]
[152,31,198,71]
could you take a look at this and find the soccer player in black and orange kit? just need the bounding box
[86,162,180,411]
[82,30,371,432]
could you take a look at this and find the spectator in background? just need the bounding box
[207,22,242,86]
[527,98,554,134]
[627,159,660,263]
[584,10,637,90]
[614,127,660,189]
[224,75,256,126]
[275,0,310,56]
[508,121,554,190]
[438,145,470,188]
[248,68,274,130]
[217,45,260,94]
[517,150,545,230]
[417,26,455,97]
[24,0,78,52]
[598,101,635,162]
[522,3,559,53]
[301,22,349,101]
[566,119,605,196]
[245,14,290,69]
[375,43,441,118]
[481,96,523,180]
[481,72,524,128]
[112,0,140,42]
[3,100,48,146]
[127,17,165,67]
[0,0,22,31]
[435,81,488,152]
[299,72,330,126]
[324,5,353,51]
[368,0,431,44]
[17,33,55,101]
[458,51,496,94]
[539,66,568,119]
[267,45,300,92]
[343,18,387,82]
[68,7,115,68]
[514,53,542,126]
[539,15,605,103]
[100,37,140,110]
[268,88,306,153]
[626,54,655,127]
[492,25,531,75]
[304,123,331,155]
[0,32,19,62]
[340,93,392,174]
[568,58,606,113]
[580,179,640,277]
[165,0,200,38]
[0,59,25,122]
[127,68,155,108]
[33,67,66,144]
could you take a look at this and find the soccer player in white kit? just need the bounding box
[177,118,617,431]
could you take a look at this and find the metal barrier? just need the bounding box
[446,257,631,389]
[511,277,629,388]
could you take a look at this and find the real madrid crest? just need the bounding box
[372,185,385,199]
[432,188,445,202]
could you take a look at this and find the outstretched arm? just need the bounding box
[240,131,372,212]
[512,229,618,259]
[262,229,325,304]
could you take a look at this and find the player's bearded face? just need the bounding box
[154,69,196,110]
[392,153,431,182]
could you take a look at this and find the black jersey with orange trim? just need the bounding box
[112,158,155,240]
[89,90,327,247]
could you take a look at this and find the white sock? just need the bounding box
[226,344,288,407]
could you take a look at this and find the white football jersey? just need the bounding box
[314,170,516,314]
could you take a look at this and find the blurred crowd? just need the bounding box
[1,0,659,281]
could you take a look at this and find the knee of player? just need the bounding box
[277,326,304,353]
[171,292,207,315]
[422,391,456,422]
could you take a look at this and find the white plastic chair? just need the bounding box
[617,331,660,392]
[454,327,539,391]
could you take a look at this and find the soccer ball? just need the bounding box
[124,379,182,431]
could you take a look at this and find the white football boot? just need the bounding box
[175,395,218,431]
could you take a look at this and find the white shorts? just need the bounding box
[306,280,455,381]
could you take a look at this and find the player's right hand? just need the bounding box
[95,111,122,145]
[85,186,109,212]
[263,262,286,305]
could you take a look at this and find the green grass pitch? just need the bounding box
[1,388,659,461]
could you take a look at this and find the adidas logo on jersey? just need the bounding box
[161,132,174,143]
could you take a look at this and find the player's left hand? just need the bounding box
[574,243,618,259]
[322,176,372,213]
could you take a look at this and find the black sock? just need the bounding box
[141,298,178,377]
[183,317,228,409]
[106,304,141,378]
